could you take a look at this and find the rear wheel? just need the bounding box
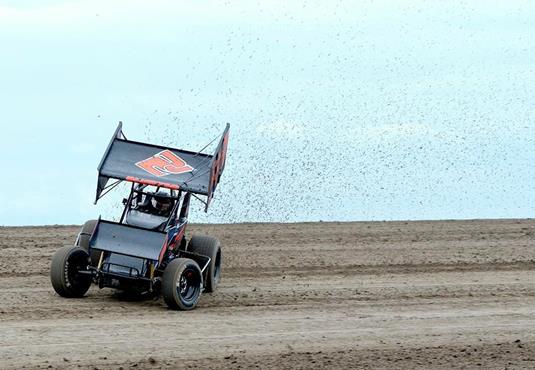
[162,258,202,310]
[188,235,221,293]
[50,246,92,298]
[76,220,100,266]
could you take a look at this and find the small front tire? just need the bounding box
[50,246,92,298]
[162,258,202,310]
[76,220,100,266]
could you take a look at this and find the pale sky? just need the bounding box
[0,0,533,226]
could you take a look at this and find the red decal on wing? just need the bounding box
[126,176,180,190]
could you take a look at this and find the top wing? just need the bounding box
[96,122,229,210]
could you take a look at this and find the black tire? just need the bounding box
[76,220,100,266]
[162,258,202,310]
[188,235,221,293]
[50,246,92,298]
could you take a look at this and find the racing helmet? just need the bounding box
[151,191,173,213]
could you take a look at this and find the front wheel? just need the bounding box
[162,258,202,310]
[50,246,92,298]
[75,220,100,266]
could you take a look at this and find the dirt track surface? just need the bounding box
[1,220,535,369]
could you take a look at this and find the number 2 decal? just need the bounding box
[135,150,194,177]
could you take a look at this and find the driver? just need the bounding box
[150,191,174,216]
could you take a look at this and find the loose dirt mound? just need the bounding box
[0,220,534,369]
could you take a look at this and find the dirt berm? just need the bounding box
[1,219,534,369]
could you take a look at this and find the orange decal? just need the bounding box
[135,150,194,177]
[126,176,180,189]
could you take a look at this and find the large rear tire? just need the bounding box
[188,235,221,293]
[76,220,100,266]
[162,258,202,310]
[50,246,92,298]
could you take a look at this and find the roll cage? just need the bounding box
[118,184,191,231]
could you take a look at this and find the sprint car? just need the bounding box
[50,122,229,310]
